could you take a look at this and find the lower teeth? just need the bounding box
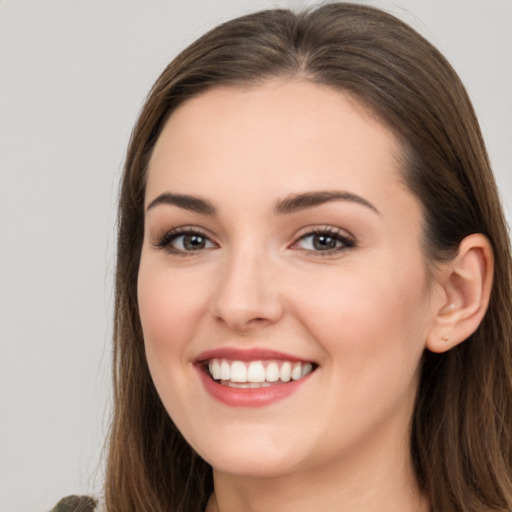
[224,380,272,388]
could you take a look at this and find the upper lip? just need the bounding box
[194,347,315,364]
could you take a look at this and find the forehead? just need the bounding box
[146,80,410,216]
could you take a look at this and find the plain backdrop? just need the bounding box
[1,1,511,510]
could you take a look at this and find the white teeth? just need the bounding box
[291,362,302,381]
[231,361,247,382]
[280,361,291,382]
[209,359,221,380]
[265,362,280,382]
[247,361,266,382]
[301,362,313,377]
[220,360,230,380]
[207,358,315,385]
[228,381,250,388]
[226,381,271,388]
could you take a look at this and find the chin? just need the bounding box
[205,450,301,479]
[190,428,308,479]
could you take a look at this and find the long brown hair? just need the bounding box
[105,4,512,511]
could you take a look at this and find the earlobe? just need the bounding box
[426,234,494,354]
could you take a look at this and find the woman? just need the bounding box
[52,2,512,511]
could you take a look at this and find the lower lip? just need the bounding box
[196,366,312,407]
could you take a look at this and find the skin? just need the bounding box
[137,79,447,511]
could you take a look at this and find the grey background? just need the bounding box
[1,1,510,510]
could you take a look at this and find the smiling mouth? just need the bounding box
[205,359,316,388]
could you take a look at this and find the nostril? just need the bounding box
[214,315,270,332]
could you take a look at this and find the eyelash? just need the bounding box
[153,227,216,256]
[153,226,356,257]
[292,227,356,256]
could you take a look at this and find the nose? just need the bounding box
[210,247,284,332]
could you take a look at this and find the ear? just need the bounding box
[426,234,494,353]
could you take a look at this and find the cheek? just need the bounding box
[137,259,206,342]
[288,257,430,373]
[137,262,209,421]
[137,261,209,365]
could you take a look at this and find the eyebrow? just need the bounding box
[145,189,379,216]
[146,193,216,215]
[274,190,380,215]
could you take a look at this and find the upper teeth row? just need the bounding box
[208,359,313,383]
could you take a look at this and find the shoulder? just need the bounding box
[49,495,98,512]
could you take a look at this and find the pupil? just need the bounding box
[313,234,336,250]
[183,234,205,250]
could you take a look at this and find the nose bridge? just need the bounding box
[211,239,283,331]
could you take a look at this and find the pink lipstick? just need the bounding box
[194,348,316,407]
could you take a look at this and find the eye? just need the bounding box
[172,233,214,251]
[154,228,216,254]
[292,228,355,254]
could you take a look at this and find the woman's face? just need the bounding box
[138,80,442,479]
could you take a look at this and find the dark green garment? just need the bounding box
[50,495,97,512]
